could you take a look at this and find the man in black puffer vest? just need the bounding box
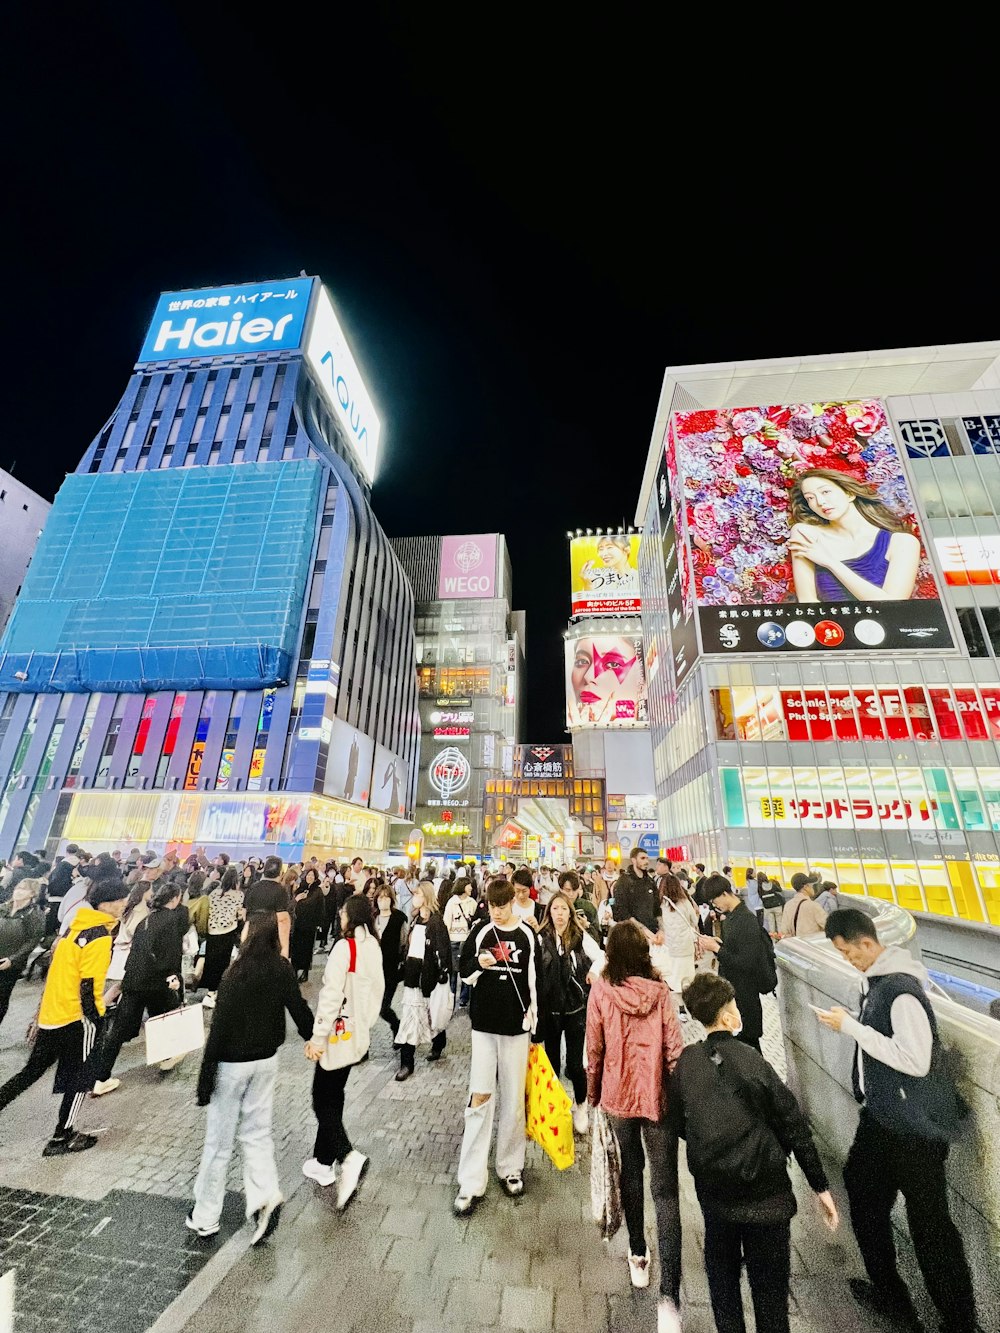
[816,909,978,1333]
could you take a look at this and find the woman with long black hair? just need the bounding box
[538,890,603,1134]
[291,867,324,982]
[394,882,450,1082]
[201,866,244,1008]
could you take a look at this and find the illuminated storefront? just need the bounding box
[635,345,1000,924]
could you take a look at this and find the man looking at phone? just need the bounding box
[557,869,600,943]
[453,879,543,1216]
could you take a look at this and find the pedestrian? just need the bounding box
[302,894,385,1208]
[510,867,543,930]
[744,867,764,923]
[443,876,476,1007]
[91,881,186,1095]
[816,909,978,1332]
[373,881,407,1039]
[187,911,314,1242]
[659,870,700,1007]
[200,866,244,1009]
[557,869,601,944]
[290,867,324,982]
[779,872,828,938]
[673,972,838,1333]
[587,921,684,1333]
[538,890,603,1135]
[395,881,450,1081]
[243,855,292,958]
[815,880,841,915]
[453,877,543,1215]
[0,878,45,1029]
[0,876,130,1154]
[698,875,776,1054]
[760,876,785,936]
[41,845,80,934]
[611,848,663,948]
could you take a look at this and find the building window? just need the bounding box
[957,606,988,657]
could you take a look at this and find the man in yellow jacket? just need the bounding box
[0,877,129,1156]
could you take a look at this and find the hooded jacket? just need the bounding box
[0,899,46,975]
[38,906,117,1028]
[586,973,684,1120]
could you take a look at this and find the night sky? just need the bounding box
[7,8,993,739]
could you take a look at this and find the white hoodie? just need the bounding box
[841,945,933,1094]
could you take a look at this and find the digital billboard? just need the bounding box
[138,278,315,364]
[655,446,698,688]
[671,400,954,655]
[934,534,1000,585]
[570,535,641,615]
[369,744,408,817]
[437,534,498,599]
[565,627,647,729]
[323,720,375,807]
[305,284,381,483]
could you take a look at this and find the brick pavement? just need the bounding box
[0,975,947,1332]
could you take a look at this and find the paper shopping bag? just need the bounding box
[524,1042,575,1171]
[144,1003,205,1066]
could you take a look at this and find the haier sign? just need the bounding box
[438,534,498,599]
[305,285,381,483]
[138,279,315,364]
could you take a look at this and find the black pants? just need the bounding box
[202,929,239,992]
[399,1029,445,1071]
[844,1109,976,1331]
[607,1114,681,1301]
[380,987,399,1038]
[542,1009,586,1104]
[0,1020,98,1135]
[702,1210,790,1333]
[312,1063,353,1166]
[95,987,178,1081]
[0,969,21,1028]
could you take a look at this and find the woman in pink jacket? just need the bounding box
[587,921,685,1333]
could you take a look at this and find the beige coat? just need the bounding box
[780,891,828,938]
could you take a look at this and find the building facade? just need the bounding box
[390,534,522,860]
[635,344,1000,924]
[0,277,419,863]
[0,470,51,631]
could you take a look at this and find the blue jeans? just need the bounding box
[450,940,469,1006]
[192,1055,281,1229]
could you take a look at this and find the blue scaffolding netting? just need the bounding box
[0,459,323,692]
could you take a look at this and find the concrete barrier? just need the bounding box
[776,897,1000,1332]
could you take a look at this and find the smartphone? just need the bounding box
[808,1002,828,1015]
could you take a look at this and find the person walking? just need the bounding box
[0,877,130,1154]
[760,877,785,936]
[453,878,543,1215]
[659,871,700,1013]
[187,912,314,1242]
[698,875,775,1053]
[611,848,663,949]
[0,878,46,1029]
[587,921,684,1333]
[744,867,764,923]
[673,972,838,1333]
[816,909,979,1333]
[373,882,407,1039]
[395,882,450,1081]
[779,872,828,939]
[91,881,186,1095]
[302,895,385,1208]
[815,880,841,915]
[290,867,324,981]
[443,876,476,1007]
[201,866,244,1008]
[538,891,603,1135]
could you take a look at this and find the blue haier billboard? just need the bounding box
[138,277,315,363]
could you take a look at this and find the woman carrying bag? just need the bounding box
[538,891,603,1136]
[443,876,476,1007]
[302,895,384,1209]
[395,881,451,1082]
[659,871,700,1014]
[373,882,407,1039]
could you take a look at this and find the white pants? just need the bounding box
[192,1055,281,1229]
[456,1030,530,1195]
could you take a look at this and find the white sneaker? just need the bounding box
[335,1150,368,1210]
[453,1189,483,1216]
[185,1211,219,1238]
[657,1297,682,1332]
[628,1250,651,1288]
[202,993,216,1010]
[572,1102,589,1135]
[250,1196,283,1245]
[302,1157,337,1187]
[90,1078,120,1097]
[158,1054,185,1071]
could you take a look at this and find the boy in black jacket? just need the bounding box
[671,973,837,1333]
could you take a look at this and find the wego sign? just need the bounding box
[437,534,498,599]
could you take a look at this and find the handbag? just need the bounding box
[144,1002,205,1065]
[428,979,454,1032]
[590,1107,623,1240]
[525,1042,575,1171]
[324,938,362,1068]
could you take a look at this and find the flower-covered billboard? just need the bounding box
[669,400,954,656]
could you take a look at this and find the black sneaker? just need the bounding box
[426,1050,444,1062]
[848,1279,923,1329]
[42,1134,71,1157]
[65,1132,99,1153]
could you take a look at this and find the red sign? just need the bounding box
[778,685,1000,743]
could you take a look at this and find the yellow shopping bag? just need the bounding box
[525,1042,575,1171]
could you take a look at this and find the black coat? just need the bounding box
[716,901,768,1042]
[412,912,450,998]
[123,907,183,994]
[376,907,407,994]
[0,902,46,976]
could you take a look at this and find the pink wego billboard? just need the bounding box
[438,534,498,599]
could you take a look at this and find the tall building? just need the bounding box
[0,277,419,862]
[0,470,51,630]
[634,343,1000,924]
[389,534,522,860]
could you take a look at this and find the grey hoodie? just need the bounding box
[840,945,932,1094]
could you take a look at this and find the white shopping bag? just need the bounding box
[428,980,454,1034]
[144,1003,205,1065]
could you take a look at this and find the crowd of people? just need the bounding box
[0,842,983,1332]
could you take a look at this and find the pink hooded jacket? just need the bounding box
[586,973,684,1120]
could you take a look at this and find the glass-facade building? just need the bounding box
[0,277,419,862]
[635,344,1000,924]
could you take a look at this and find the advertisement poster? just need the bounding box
[566,630,647,729]
[323,719,375,807]
[671,400,954,655]
[656,444,699,687]
[369,744,408,817]
[437,534,498,599]
[570,535,641,616]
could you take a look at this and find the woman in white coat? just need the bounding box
[302,894,385,1209]
[659,871,700,1012]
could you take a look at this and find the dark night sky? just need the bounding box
[6,7,993,738]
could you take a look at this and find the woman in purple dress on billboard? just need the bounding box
[787,468,921,602]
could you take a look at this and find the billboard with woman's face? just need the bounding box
[671,400,954,655]
[566,627,648,729]
[570,535,641,616]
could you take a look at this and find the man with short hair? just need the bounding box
[698,875,773,1053]
[511,868,543,931]
[816,910,978,1332]
[557,869,600,943]
[780,872,828,939]
[243,855,292,958]
[611,849,663,946]
[42,844,81,934]
[453,878,543,1215]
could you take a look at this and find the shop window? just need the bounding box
[957,606,989,657]
[981,606,1000,657]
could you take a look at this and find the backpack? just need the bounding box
[757,925,778,993]
[761,882,784,910]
